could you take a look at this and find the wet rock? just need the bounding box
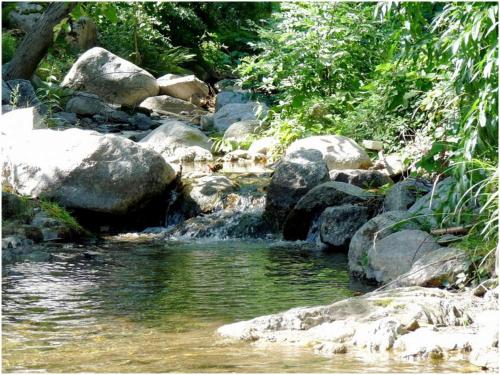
[62,47,159,106]
[391,247,470,288]
[367,230,441,283]
[186,175,234,213]
[215,91,250,111]
[283,181,376,241]
[329,169,392,189]
[223,119,261,143]
[3,128,175,215]
[139,120,212,162]
[263,149,329,230]
[139,95,202,114]
[384,178,432,211]
[319,205,370,249]
[31,212,74,241]
[2,235,32,250]
[286,135,372,170]
[157,74,209,101]
[348,210,420,277]
[213,102,268,133]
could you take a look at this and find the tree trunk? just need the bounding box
[4,2,76,80]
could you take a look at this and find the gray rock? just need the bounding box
[187,175,234,213]
[62,47,159,106]
[200,113,214,130]
[348,210,420,277]
[139,120,212,162]
[9,10,41,33]
[3,128,175,215]
[130,113,153,130]
[330,169,392,189]
[283,181,376,241]
[286,135,372,170]
[409,177,455,228]
[215,91,250,111]
[248,137,279,156]
[392,247,470,288]
[384,178,432,211]
[157,74,209,101]
[52,111,78,125]
[66,92,108,115]
[172,146,213,163]
[223,120,260,143]
[263,149,329,230]
[222,150,266,163]
[213,102,268,133]
[319,205,370,248]
[368,230,441,283]
[372,153,406,177]
[139,95,202,114]
[3,79,45,113]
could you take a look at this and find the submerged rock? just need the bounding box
[286,135,372,170]
[62,47,159,106]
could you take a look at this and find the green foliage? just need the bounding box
[2,31,17,63]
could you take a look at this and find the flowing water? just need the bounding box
[2,239,477,373]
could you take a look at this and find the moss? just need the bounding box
[373,298,393,308]
[39,199,89,236]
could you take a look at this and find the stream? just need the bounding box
[2,239,476,372]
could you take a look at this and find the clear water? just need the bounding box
[2,240,477,372]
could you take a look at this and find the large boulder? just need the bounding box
[2,128,175,215]
[215,91,250,111]
[139,120,212,162]
[157,74,209,101]
[329,169,392,189]
[392,247,470,288]
[263,149,329,230]
[367,230,441,283]
[348,210,420,277]
[1,107,46,136]
[282,181,376,241]
[213,102,268,133]
[319,205,370,249]
[286,135,372,170]
[138,95,202,115]
[223,120,260,143]
[384,178,432,211]
[62,47,159,106]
